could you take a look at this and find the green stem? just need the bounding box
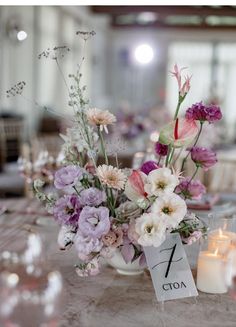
[188,166,199,184]
[165,146,172,167]
[73,185,80,196]
[174,94,186,120]
[180,121,204,172]
[168,148,175,166]
[98,127,108,165]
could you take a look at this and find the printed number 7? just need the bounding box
[162,244,177,278]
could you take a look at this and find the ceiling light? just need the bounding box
[17,30,27,41]
[136,12,157,24]
[134,44,154,65]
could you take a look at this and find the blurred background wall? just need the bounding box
[1,6,236,139]
[1,5,236,197]
[0,6,109,136]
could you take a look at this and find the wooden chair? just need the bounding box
[0,118,24,162]
[0,121,6,172]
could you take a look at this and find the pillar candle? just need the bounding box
[197,250,227,294]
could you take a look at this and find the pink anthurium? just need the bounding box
[124,170,149,208]
[159,118,199,148]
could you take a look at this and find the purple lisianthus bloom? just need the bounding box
[190,146,217,171]
[75,231,103,258]
[54,165,85,190]
[155,142,168,156]
[79,187,106,207]
[140,161,160,175]
[175,178,206,200]
[185,102,222,123]
[53,195,82,226]
[78,206,110,238]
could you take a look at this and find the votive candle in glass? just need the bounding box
[208,229,236,255]
[197,249,227,294]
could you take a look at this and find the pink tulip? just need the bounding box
[159,118,199,148]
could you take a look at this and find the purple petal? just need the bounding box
[121,244,135,264]
[139,252,147,268]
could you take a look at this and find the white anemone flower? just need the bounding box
[151,193,187,229]
[135,213,166,247]
[144,167,179,197]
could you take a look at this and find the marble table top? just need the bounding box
[1,198,236,327]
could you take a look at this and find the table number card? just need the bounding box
[144,233,198,302]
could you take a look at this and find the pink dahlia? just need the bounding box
[190,147,217,171]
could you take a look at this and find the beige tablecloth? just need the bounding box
[0,199,236,327]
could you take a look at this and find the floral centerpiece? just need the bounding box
[10,32,222,277]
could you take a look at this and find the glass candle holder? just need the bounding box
[0,227,63,327]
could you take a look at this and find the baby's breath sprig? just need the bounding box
[68,73,89,109]
[76,30,96,41]
[38,46,70,60]
[6,81,26,98]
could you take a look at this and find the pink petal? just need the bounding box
[121,244,135,264]
[128,170,146,197]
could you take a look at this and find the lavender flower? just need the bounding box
[54,165,84,190]
[79,187,106,207]
[185,102,222,123]
[75,231,103,258]
[155,142,168,156]
[190,147,217,171]
[53,195,81,226]
[140,161,160,175]
[175,178,206,200]
[78,206,110,238]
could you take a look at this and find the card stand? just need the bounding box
[152,295,165,312]
[144,233,198,303]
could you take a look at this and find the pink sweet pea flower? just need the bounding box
[140,161,160,175]
[190,147,217,171]
[171,64,191,97]
[175,178,206,200]
[159,118,199,148]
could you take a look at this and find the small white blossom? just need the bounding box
[144,167,179,197]
[151,193,187,229]
[34,179,45,189]
[135,212,166,247]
